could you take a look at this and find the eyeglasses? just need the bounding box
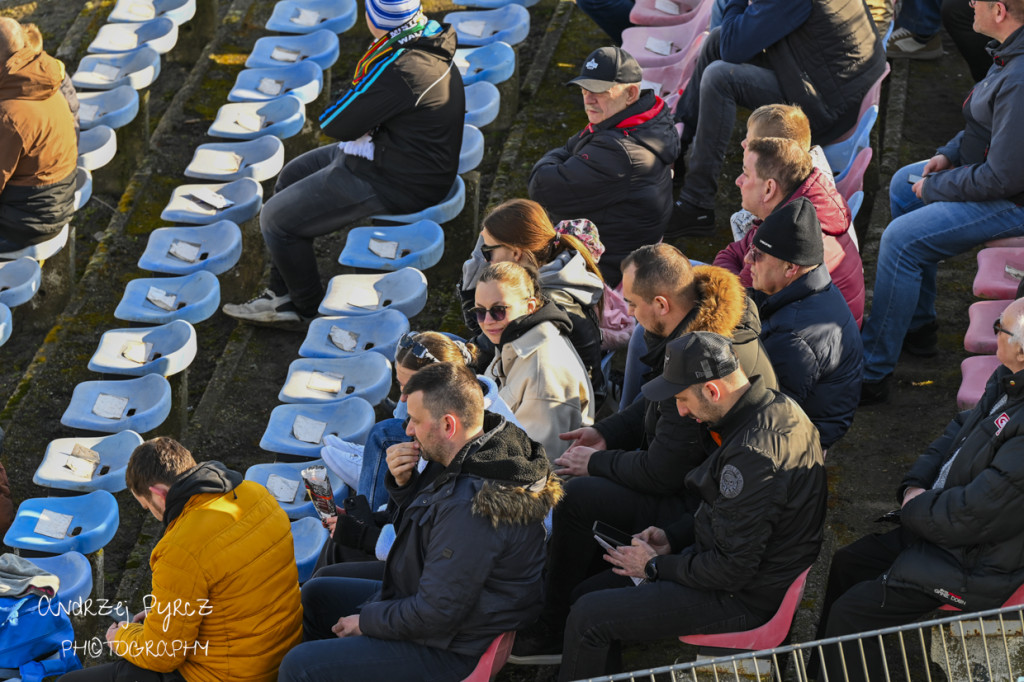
[994,319,1013,336]
[471,304,513,323]
[480,243,500,263]
[397,332,441,363]
[970,0,1002,7]
[746,246,767,263]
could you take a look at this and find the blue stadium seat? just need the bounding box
[184,136,285,182]
[456,42,516,86]
[299,310,410,361]
[0,224,69,261]
[265,0,358,34]
[4,490,120,555]
[109,0,196,24]
[88,320,198,376]
[823,106,878,184]
[339,220,444,272]
[228,61,323,104]
[847,191,864,222]
[72,46,161,91]
[443,5,531,46]
[88,17,178,55]
[33,431,145,494]
[459,124,484,174]
[26,552,94,610]
[319,267,428,318]
[208,95,306,140]
[371,176,465,225]
[260,398,376,456]
[0,257,41,308]
[77,85,140,130]
[247,29,340,70]
[78,125,118,172]
[0,304,10,348]
[61,374,172,433]
[160,178,263,225]
[245,459,348,519]
[75,167,93,211]
[138,221,243,275]
[114,271,221,324]
[291,517,329,583]
[279,354,393,405]
[464,80,500,128]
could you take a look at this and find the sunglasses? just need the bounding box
[471,304,513,323]
[994,319,1013,336]
[397,332,441,363]
[480,243,500,263]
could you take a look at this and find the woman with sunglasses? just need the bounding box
[316,331,520,573]
[474,261,595,462]
[459,199,606,392]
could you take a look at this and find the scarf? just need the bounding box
[351,12,428,86]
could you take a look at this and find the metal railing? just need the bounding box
[574,603,1024,682]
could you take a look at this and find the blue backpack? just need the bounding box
[0,595,82,681]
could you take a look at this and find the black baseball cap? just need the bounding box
[641,332,740,402]
[567,46,642,93]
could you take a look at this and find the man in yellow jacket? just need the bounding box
[60,438,303,682]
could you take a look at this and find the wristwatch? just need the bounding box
[644,556,659,582]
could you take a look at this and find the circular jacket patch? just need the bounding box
[720,464,744,499]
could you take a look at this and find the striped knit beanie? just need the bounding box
[366,0,421,29]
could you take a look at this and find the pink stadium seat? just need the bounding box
[964,300,1012,354]
[680,567,811,651]
[621,0,712,68]
[973,248,1024,300]
[630,0,710,27]
[835,146,872,201]
[462,632,516,682]
[986,235,1024,248]
[957,355,1002,410]
[829,62,890,146]
[639,31,706,110]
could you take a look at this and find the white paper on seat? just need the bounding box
[292,8,320,25]
[235,112,265,132]
[1005,263,1024,281]
[655,0,681,13]
[93,393,129,420]
[307,371,343,394]
[454,55,470,74]
[78,103,101,122]
[257,78,285,96]
[271,46,303,63]
[329,326,358,351]
[459,20,487,37]
[645,36,674,55]
[128,2,156,19]
[34,509,73,539]
[191,148,243,173]
[293,414,327,444]
[65,444,101,479]
[640,79,663,94]
[146,286,178,311]
[368,238,399,260]
[92,63,122,82]
[348,287,380,310]
[109,32,139,50]
[266,473,301,502]
[120,340,154,364]
[169,239,202,263]
[189,187,235,210]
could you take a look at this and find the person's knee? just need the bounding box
[277,646,307,682]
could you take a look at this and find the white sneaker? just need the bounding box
[222,289,311,329]
[887,28,943,60]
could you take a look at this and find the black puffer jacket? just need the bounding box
[318,21,464,213]
[363,415,563,655]
[658,377,827,614]
[528,91,680,285]
[591,266,777,496]
[886,365,1024,610]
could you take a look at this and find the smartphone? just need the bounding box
[907,174,924,184]
[108,602,133,623]
[592,521,634,548]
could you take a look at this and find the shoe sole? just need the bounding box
[507,653,563,666]
[222,309,312,332]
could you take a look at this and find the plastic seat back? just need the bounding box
[319,267,428,318]
[228,61,324,104]
[462,632,516,682]
[823,106,877,181]
[443,5,531,47]
[965,300,1013,355]
[78,125,117,171]
[247,30,340,70]
[88,17,178,55]
[34,431,145,494]
[115,271,221,324]
[208,95,306,141]
[247,460,349,519]
[77,85,140,131]
[72,46,161,91]
[835,146,872,200]
[160,178,263,226]
[0,257,41,308]
[464,81,501,128]
[26,553,93,610]
[88,320,198,376]
[973,247,1024,300]
[372,176,465,225]
[4,490,120,555]
[279,354,393,406]
[138,222,243,275]
[459,124,485,174]
[299,310,411,361]
[621,0,712,68]
[630,0,711,26]
[109,0,197,25]
[260,398,376,456]
[185,137,285,183]
[339,220,445,272]
[265,0,358,34]
[456,42,516,86]
[958,355,1002,410]
[291,517,329,583]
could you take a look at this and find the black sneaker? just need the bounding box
[664,199,716,239]
[902,321,938,358]
[508,623,563,666]
[859,374,893,406]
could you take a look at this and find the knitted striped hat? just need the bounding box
[366,0,421,29]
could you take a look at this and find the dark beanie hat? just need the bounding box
[752,197,824,266]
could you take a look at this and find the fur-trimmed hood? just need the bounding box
[687,265,747,337]
[473,474,563,527]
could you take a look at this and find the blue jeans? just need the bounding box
[709,0,726,29]
[861,161,1024,381]
[677,29,787,210]
[278,577,476,682]
[896,0,942,36]
[576,0,634,42]
[619,324,651,411]
[356,418,409,511]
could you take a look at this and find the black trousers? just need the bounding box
[942,0,991,82]
[815,529,944,682]
[59,660,185,682]
[542,475,689,628]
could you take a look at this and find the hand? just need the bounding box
[912,178,925,199]
[105,621,125,645]
[635,526,671,556]
[604,538,658,579]
[386,441,421,488]
[332,614,362,638]
[132,610,146,623]
[553,446,594,477]
[921,154,952,176]
[558,426,607,450]
[325,515,338,538]
[902,486,926,508]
